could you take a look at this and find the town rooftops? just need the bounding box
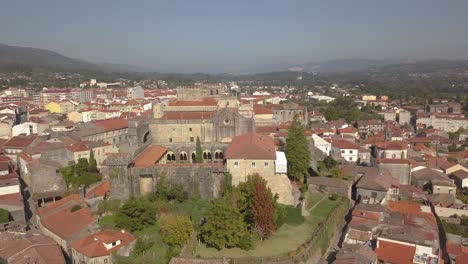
[86,181,111,199]
[71,229,136,258]
[226,132,276,160]
[133,145,168,168]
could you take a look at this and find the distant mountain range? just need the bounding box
[1,43,468,75]
[0,43,148,73]
[288,58,468,74]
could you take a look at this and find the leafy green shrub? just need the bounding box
[159,214,193,246]
[329,193,339,201]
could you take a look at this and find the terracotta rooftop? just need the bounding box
[332,139,359,150]
[93,118,128,132]
[226,132,276,160]
[0,232,66,264]
[374,140,408,150]
[4,135,37,148]
[253,105,273,115]
[168,97,218,107]
[38,194,96,240]
[375,239,415,264]
[133,145,168,168]
[85,181,111,199]
[71,229,136,258]
[161,111,215,120]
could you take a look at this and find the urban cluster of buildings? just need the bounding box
[0,78,467,264]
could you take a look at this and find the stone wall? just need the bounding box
[103,162,227,201]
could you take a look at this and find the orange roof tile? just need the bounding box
[133,145,168,168]
[226,132,276,160]
[375,239,415,264]
[85,181,111,199]
[71,229,136,258]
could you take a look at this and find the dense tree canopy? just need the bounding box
[115,198,156,232]
[200,199,248,250]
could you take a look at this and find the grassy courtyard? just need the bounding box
[196,194,338,258]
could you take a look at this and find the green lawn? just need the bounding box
[197,196,338,258]
[306,191,325,210]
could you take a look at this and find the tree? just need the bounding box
[115,198,156,232]
[285,116,311,181]
[252,181,276,239]
[195,136,203,163]
[200,199,248,250]
[76,158,89,175]
[323,156,337,170]
[0,208,9,223]
[159,214,193,246]
[88,150,98,173]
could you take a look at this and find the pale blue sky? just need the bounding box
[1,0,468,73]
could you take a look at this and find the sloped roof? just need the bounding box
[332,139,359,150]
[85,181,111,199]
[71,229,135,258]
[93,118,128,131]
[133,145,168,168]
[375,239,415,264]
[0,232,65,264]
[226,132,276,160]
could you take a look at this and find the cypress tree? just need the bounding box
[285,115,311,181]
[195,136,203,163]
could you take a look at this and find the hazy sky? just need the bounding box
[2,0,468,73]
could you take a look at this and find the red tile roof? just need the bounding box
[161,111,215,120]
[71,229,135,258]
[133,145,168,168]
[253,105,273,115]
[226,132,276,160]
[0,232,66,264]
[4,135,37,148]
[332,139,359,150]
[169,97,218,107]
[38,194,96,240]
[85,181,111,199]
[65,142,90,152]
[374,141,409,150]
[93,118,128,132]
[375,239,415,264]
[337,126,358,134]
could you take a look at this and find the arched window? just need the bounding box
[215,152,219,159]
[171,154,176,160]
[208,152,212,159]
[191,153,196,162]
[167,154,172,161]
[219,152,223,159]
[184,153,188,160]
[203,153,207,159]
[180,153,184,161]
